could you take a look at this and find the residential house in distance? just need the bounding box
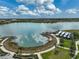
[55,30,72,39]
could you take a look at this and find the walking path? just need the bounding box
[72,41,79,59]
[0,38,15,56]
[51,34,79,59]
[37,53,43,59]
[0,34,60,59]
[58,46,69,50]
[58,40,79,59]
[1,34,79,59]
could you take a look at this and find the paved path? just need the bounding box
[0,34,60,59]
[72,41,79,59]
[58,46,69,50]
[37,53,43,59]
[58,40,79,59]
[0,38,15,56]
[19,34,60,59]
[50,34,79,59]
[1,34,79,59]
[0,38,8,45]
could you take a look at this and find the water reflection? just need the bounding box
[0,22,79,47]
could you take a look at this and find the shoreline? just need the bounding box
[3,34,57,54]
[0,19,79,25]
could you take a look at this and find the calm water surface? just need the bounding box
[0,22,79,47]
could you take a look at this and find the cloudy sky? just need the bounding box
[0,0,79,18]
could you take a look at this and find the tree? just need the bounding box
[60,38,64,46]
[73,32,79,40]
[69,39,76,57]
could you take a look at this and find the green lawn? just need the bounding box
[42,30,79,59]
[75,53,79,59]
[42,48,71,59]
[0,40,2,43]
[78,45,79,51]
[62,40,72,48]
[60,30,79,48]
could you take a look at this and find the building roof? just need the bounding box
[55,30,72,39]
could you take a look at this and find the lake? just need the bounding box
[0,22,79,47]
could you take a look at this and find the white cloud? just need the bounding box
[0,6,18,16]
[34,5,61,15]
[0,0,61,17]
[16,0,54,5]
[16,0,61,16]
[46,3,56,10]
[34,6,55,15]
[0,6,9,12]
[16,5,37,15]
[56,8,62,13]
[0,6,9,15]
[16,0,35,5]
[66,9,79,14]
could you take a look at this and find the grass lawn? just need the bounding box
[75,53,79,59]
[42,48,71,59]
[78,45,79,51]
[60,30,79,48]
[64,30,79,32]
[62,39,72,48]
[0,40,2,44]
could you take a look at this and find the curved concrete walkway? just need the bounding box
[0,38,15,56]
[0,34,60,59]
[19,34,60,59]
[1,34,79,59]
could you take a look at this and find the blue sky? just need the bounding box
[0,0,79,18]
